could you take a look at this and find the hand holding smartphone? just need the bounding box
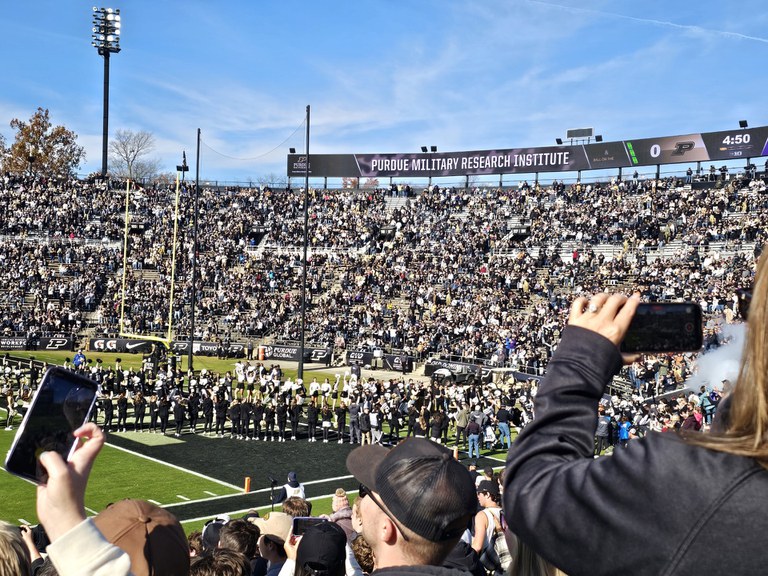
[292,516,328,536]
[620,302,703,353]
[4,367,100,484]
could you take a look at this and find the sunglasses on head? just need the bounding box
[358,483,410,542]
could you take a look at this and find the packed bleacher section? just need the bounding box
[0,169,765,378]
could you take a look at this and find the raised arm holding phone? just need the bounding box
[38,423,133,576]
[504,250,768,576]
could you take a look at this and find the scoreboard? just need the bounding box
[288,126,768,178]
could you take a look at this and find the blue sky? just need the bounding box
[1,0,766,185]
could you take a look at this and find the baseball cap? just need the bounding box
[346,437,476,542]
[251,511,293,544]
[201,516,229,552]
[476,479,500,497]
[296,521,347,576]
[93,499,189,576]
[288,471,298,483]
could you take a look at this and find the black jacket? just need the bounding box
[504,326,768,576]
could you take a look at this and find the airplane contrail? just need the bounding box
[524,0,768,45]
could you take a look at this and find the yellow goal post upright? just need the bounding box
[118,172,184,350]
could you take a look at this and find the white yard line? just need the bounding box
[105,441,244,492]
[164,473,356,510]
[179,482,359,524]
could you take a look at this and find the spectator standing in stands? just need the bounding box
[347,436,477,573]
[252,512,292,576]
[319,488,356,541]
[504,272,768,575]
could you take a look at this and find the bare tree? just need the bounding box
[256,173,287,190]
[109,129,159,181]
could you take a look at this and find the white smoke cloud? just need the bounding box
[686,323,746,393]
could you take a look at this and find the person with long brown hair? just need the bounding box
[504,249,768,575]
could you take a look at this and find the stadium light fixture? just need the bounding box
[422,145,438,187]
[595,135,603,142]
[289,147,296,154]
[92,7,121,178]
[739,120,748,128]
[555,138,563,145]
[176,150,189,184]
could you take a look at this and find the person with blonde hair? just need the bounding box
[504,249,768,575]
[0,521,31,576]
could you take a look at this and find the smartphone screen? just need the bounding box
[292,516,327,535]
[4,367,99,484]
[620,302,703,353]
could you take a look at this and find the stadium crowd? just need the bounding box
[1,164,766,575]
[0,169,764,370]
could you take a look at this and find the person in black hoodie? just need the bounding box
[306,399,319,442]
[334,400,347,444]
[228,398,242,439]
[101,394,114,432]
[173,397,186,437]
[201,392,213,434]
[505,286,768,576]
[240,399,252,440]
[289,398,302,441]
[251,398,264,440]
[115,392,128,432]
[359,406,372,445]
[263,400,276,441]
[158,395,171,434]
[133,392,147,432]
[275,399,288,442]
[214,395,229,437]
[187,390,200,433]
[148,394,159,433]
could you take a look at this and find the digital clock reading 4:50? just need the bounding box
[721,133,751,146]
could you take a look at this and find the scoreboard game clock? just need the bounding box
[701,127,768,161]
